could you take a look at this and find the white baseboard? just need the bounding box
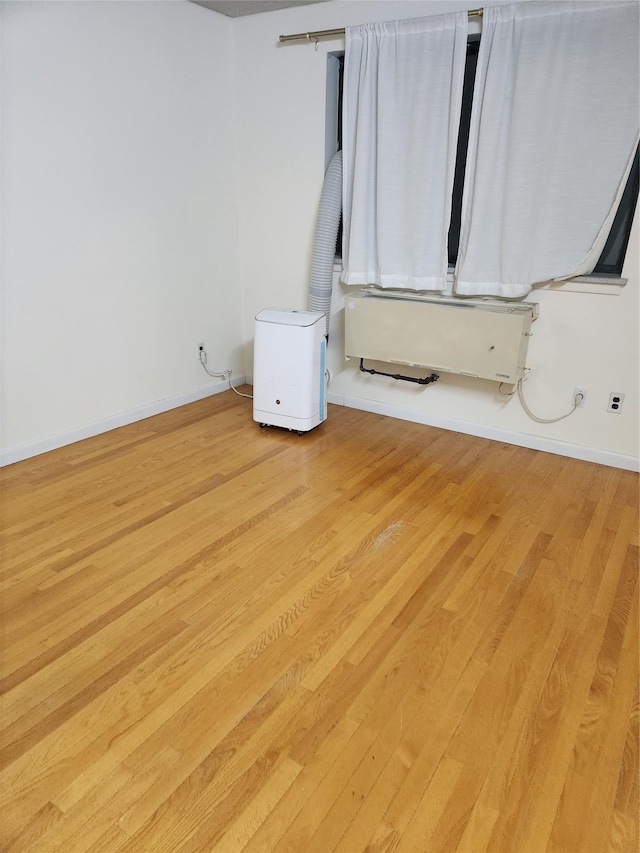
[6,379,635,472]
[0,378,241,467]
[327,390,640,472]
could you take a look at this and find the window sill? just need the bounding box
[534,274,627,295]
[334,261,627,296]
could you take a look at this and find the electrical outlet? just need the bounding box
[198,343,207,364]
[608,392,624,413]
[574,386,587,407]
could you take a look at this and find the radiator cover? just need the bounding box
[344,290,538,384]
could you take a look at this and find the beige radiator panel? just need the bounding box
[344,292,536,384]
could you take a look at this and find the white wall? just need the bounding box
[234,0,639,468]
[1,0,243,462]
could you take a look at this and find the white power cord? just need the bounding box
[500,376,582,424]
[227,369,253,399]
[199,350,253,399]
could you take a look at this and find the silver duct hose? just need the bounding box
[309,150,342,337]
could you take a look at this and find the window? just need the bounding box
[595,146,638,276]
[330,41,638,277]
[447,35,480,267]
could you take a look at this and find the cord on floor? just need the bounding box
[227,369,253,399]
[201,359,253,399]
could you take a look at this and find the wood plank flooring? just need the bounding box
[0,392,638,852]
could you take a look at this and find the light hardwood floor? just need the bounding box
[1,392,638,852]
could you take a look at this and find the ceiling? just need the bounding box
[189,0,329,18]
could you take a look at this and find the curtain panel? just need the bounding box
[341,13,468,291]
[455,1,640,298]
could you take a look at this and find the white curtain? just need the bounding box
[341,13,468,291]
[455,1,640,299]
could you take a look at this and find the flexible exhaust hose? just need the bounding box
[309,149,342,337]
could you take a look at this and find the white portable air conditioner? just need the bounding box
[253,309,327,433]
